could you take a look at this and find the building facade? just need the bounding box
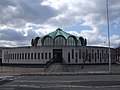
[2,28,116,65]
[116,46,120,62]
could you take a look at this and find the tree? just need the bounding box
[31,39,35,46]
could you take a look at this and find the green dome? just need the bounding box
[32,28,87,46]
[42,28,78,39]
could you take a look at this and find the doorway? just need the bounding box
[53,49,62,62]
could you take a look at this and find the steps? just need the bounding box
[46,63,63,72]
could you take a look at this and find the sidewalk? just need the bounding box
[22,64,120,76]
[0,64,120,86]
[0,64,120,76]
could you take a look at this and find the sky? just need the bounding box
[0,0,120,47]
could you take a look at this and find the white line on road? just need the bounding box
[14,80,94,83]
[2,84,120,89]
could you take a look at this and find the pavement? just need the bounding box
[0,64,120,76]
[0,64,120,90]
[0,74,120,90]
[0,64,120,85]
[25,63,120,76]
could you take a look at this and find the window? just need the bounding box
[100,53,102,62]
[67,37,76,46]
[45,53,47,59]
[92,50,94,59]
[83,52,85,60]
[34,53,36,59]
[31,53,33,59]
[25,53,27,59]
[49,53,51,59]
[11,54,12,59]
[13,54,14,60]
[104,53,106,62]
[41,53,44,59]
[22,53,24,59]
[79,49,81,59]
[17,53,19,59]
[102,50,104,59]
[97,50,99,59]
[43,37,53,46]
[28,53,30,59]
[15,54,16,60]
[20,53,21,59]
[77,39,81,46]
[54,36,66,46]
[72,49,74,59]
[38,53,40,59]
[95,53,96,62]
[68,53,70,63]
[76,53,78,63]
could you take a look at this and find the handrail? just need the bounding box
[45,58,53,68]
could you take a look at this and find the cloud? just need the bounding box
[0,0,120,47]
[0,0,58,28]
[0,28,35,47]
[68,29,120,48]
[0,29,24,41]
[0,24,56,47]
[110,35,120,47]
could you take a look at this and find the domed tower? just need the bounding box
[31,28,87,46]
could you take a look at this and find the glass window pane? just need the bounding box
[44,37,53,46]
[38,53,40,59]
[54,36,65,46]
[67,37,76,46]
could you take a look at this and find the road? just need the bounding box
[0,74,120,90]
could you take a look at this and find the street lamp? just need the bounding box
[106,0,111,73]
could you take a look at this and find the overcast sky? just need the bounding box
[0,0,120,47]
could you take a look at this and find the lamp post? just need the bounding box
[106,0,111,73]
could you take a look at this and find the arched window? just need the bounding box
[79,37,84,46]
[77,39,81,46]
[67,36,76,46]
[43,36,53,46]
[37,38,42,46]
[54,36,66,46]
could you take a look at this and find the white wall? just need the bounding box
[2,46,116,64]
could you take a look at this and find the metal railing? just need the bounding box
[44,58,53,72]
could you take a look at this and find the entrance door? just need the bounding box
[53,49,62,62]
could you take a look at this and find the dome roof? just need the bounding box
[32,28,87,46]
[42,28,78,39]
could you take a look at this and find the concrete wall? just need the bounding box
[2,46,116,65]
[63,46,116,64]
[2,46,53,64]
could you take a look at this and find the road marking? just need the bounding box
[14,80,92,83]
[3,84,120,88]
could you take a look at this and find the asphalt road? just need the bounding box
[0,74,120,90]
